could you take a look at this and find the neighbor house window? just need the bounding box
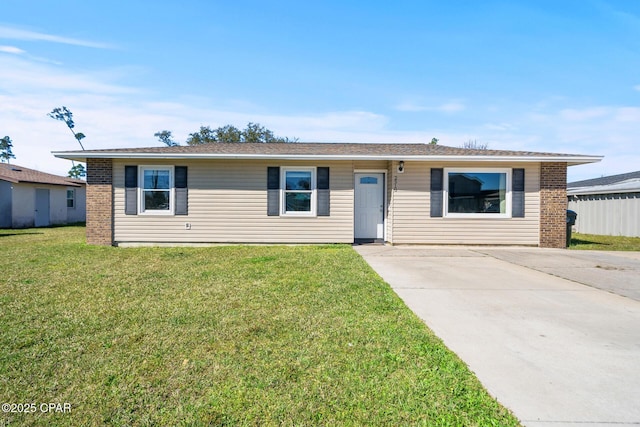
[66,189,75,208]
[282,167,316,215]
[444,168,511,218]
[139,166,173,214]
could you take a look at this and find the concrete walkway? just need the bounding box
[354,245,640,427]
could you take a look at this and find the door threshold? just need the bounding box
[353,238,385,245]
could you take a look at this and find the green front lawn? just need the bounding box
[0,226,519,426]
[570,232,640,251]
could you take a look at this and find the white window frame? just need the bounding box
[444,168,512,219]
[281,167,317,216]
[66,188,76,209]
[139,165,175,215]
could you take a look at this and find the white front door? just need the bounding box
[354,173,384,240]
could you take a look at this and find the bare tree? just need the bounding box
[461,139,488,150]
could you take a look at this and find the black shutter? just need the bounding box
[124,165,137,215]
[267,167,280,216]
[317,167,330,216]
[512,168,525,218]
[175,166,188,215]
[430,168,443,217]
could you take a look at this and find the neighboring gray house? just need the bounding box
[568,171,640,237]
[53,142,602,248]
[0,163,86,228]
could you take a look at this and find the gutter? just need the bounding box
[52,152,604,166]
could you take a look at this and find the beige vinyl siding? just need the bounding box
[112,158,542,245]
[389,162,541,245]
[386,161,396,242]
[113,159,354,244]
[352,160,388,171]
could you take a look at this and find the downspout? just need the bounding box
[391,161,398,244]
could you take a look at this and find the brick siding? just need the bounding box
[539,162,567,248]
[86,158,113,245]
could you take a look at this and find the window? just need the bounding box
[444,168,511,218]
[125,165,187,216]
[139,166,173,214]
[267,166,329,217]
[360,176,378,184]
[282,167,316,215]
[66,189,75,208]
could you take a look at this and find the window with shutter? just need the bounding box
[132,165,188,216]
[268,166,330,217]
[442,168,513,218]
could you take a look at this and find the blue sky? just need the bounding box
[1,0,639,181]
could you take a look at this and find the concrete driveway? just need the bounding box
[354,245,640,427]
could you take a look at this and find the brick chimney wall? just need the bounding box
[539,162,567,248]
[86,158,113,246]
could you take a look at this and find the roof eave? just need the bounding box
[568,188,640,195]
[52,151,604,166]
[20,179,82,187]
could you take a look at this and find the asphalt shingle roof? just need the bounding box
[0,163,84,187]
[53,142,591,158]
[568,170,640,188]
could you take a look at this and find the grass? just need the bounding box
[0,226,519,426]
[569,232,640,251]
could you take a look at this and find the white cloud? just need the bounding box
[394,102,427,112]
[0,56,138,95]
[0,51,400,175]
[0,25,113,49]
[482,122,517,131]
[508,105,640,181]
[0,45,25,54]
[279,111,387,131]
[0,46,63,65]
[634,84,640,91]
[559,107,610,121]
[614,107,640,122]
[1,38,636,185]
[393,99,466,113]
[437,101,466,113]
